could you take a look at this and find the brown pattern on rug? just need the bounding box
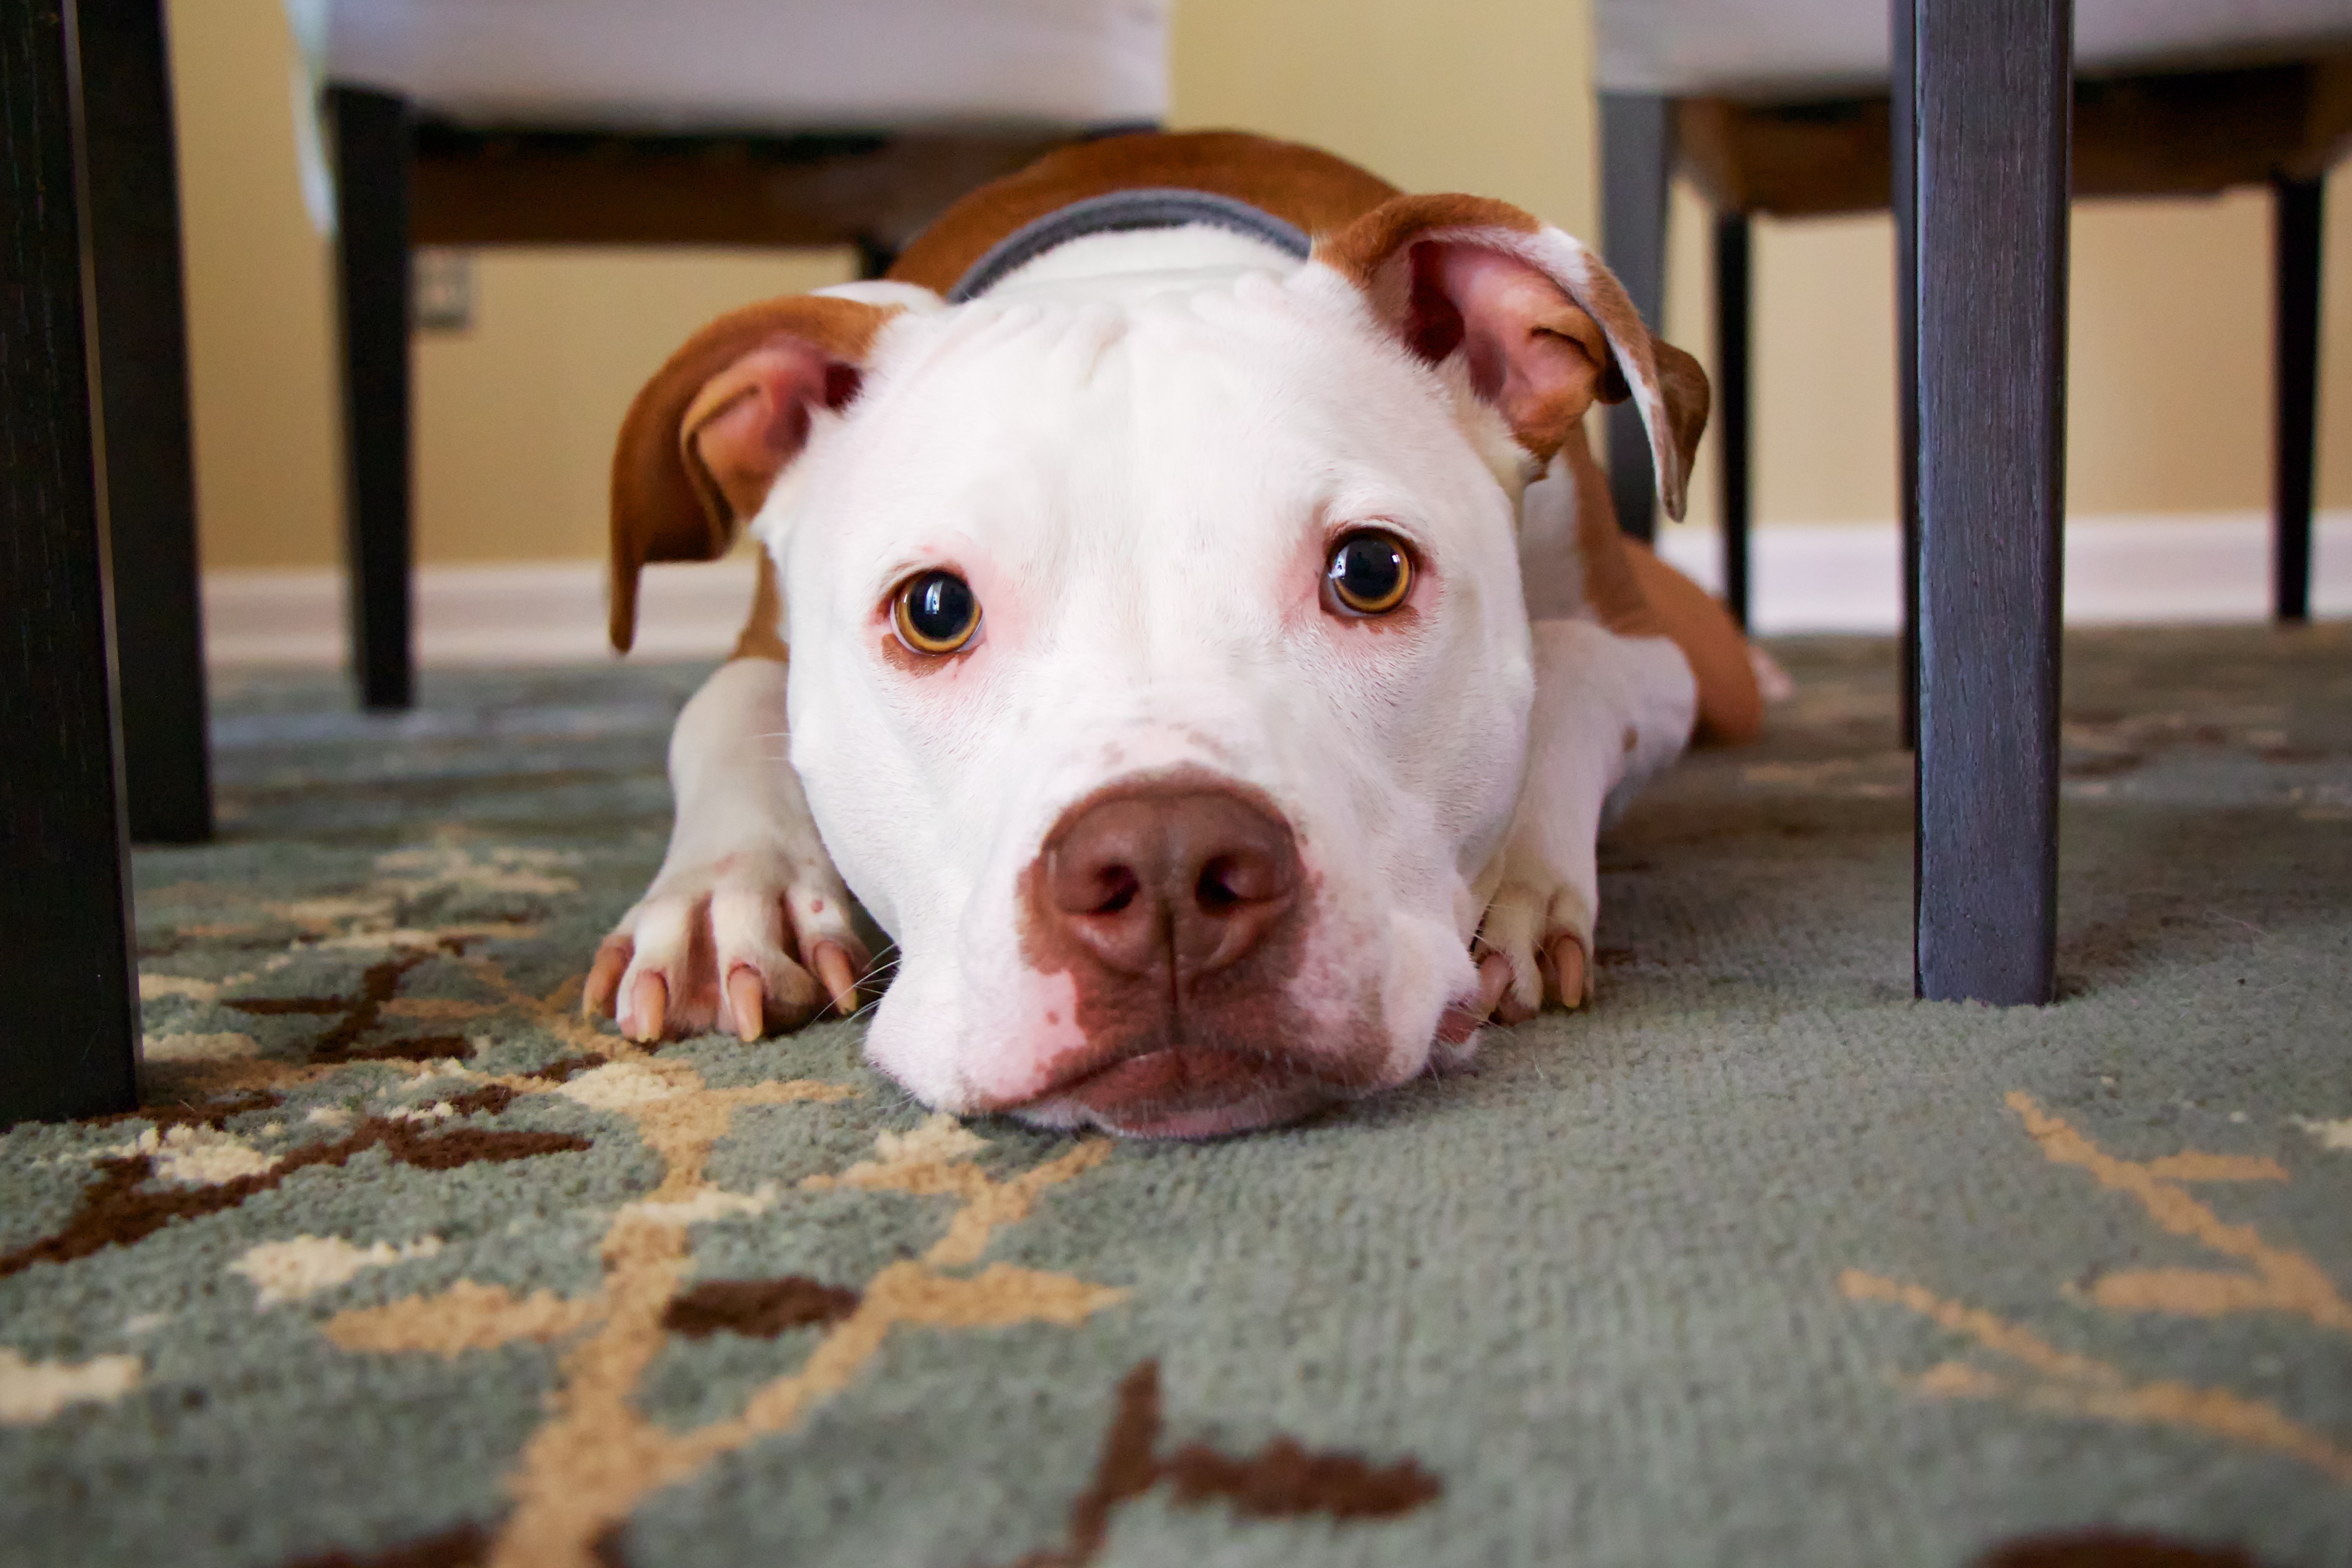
[85,1089,283,1131]
[0,1118,592,1279]
[226,949,479,1064]
[282,1523,492,1568]
[661,1277,862,1338]
[1975,1532,2267,1567]
[997,1361,1442,1567]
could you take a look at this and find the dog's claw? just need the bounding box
[1474,951,1512,1021]
[626,971,668,1043]
[725,967,766,1042]
[1549,937,1589,1009]
[811,940,859,1017]
[583,937,630,1018]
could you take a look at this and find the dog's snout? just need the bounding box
[1041,786,1301,980]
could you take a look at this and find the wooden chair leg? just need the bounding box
[0,0,144,1124]
[329,84,416,711]
[1600,91,1671,544]
[81,0,212,844]
[2273,173,2322,624]
[1713,208,1753,629]
[1903,0,2071,1007]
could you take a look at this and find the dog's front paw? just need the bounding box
[583,852,868,1043]
[1475,875,1594,1025]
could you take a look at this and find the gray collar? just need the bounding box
[945,188,1312,303]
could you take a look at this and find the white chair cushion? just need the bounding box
[1597,0,2352,95]
[315,0,1167,128]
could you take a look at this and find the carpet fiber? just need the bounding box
[2,627,2348,1568]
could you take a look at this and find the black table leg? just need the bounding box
[80,0,210,843]
[1892,8,1921,750]
[328,84,414,711]
[1600,91,1671,544]
[1,0,144,1124]
[1712,208,1752,628]
[2273,173,2322,625]
[1904,0,2071,1006]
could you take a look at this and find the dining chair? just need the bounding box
[1595,0,2349,1006]
[307,0,1167,710]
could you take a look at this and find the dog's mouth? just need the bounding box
[1015,1045,1356,1139]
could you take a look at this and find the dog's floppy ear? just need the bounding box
[608,294,902,651]
[1316,194,1707,520]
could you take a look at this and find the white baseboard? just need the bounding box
[201,512,2351,667]
[202,557,760,667]
[1652,510,2352,636]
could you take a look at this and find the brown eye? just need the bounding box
[1324,530,1413,616]
[892,570,981,654]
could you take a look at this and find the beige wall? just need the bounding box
[168,0,341,569]
[166,0,855,568]
[1168,0,1593,238]
[170,0,2348,571]
[1667,173,2352,528]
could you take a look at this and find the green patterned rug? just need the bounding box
[3,627,2348,1568]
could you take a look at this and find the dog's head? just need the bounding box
[612,196,1703,1136]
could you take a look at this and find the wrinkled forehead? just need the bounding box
[787,276,1488,565]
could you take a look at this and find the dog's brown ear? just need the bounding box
[608,295,900,651]
[1316,194,1707,519]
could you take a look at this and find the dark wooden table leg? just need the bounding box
[1600,91,1671,544]
[1,0,144,1123]
[1905,0,2071,1006]
[1712,208,1753,628]
[855,234,898,280]
[328,84,414,711]
[80,0,210,843]
[2273,173,2322,625]
[1892,4,1921,749]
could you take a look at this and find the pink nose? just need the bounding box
[1036,784,1302,985]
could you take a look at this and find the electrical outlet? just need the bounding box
[413,248,475,332]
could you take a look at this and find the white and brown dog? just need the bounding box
[585,132,1760,1138]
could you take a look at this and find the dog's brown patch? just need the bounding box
[890,130,1400,293]
[609,294,899,651]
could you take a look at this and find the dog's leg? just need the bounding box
[1479,619,1695,1020]
[583,656,866,1041]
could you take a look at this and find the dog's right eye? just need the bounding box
[1323,529,1414,617]
[891,570,982,655]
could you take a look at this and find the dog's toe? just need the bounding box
[588,861,872,1043]
[1476,881,1595,1023]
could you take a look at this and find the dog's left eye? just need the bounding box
[1323,530,1414,617]
[892,570,982,654]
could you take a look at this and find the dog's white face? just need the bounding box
[764,264,1537,1136]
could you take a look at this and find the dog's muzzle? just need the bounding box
[1011,775,1374,1136]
